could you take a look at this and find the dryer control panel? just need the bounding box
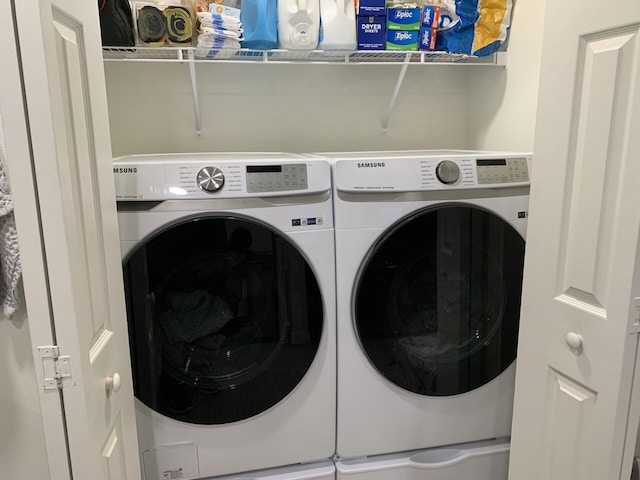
[331,151,531,193]
[476,157,529,185]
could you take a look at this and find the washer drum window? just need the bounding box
[355,204,525,396]
[123,216,323,424]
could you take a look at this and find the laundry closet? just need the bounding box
[2,0,640,479]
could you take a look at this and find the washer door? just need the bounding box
[355,204,525,396]
[123,216,323,424]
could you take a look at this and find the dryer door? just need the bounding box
[122,215,323,424]
[355,204,525,396]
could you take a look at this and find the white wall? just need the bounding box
[467,0,547,152]
[105,62,473,155]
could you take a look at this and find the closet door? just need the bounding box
[10,1,140,479]
[509,0,640,478]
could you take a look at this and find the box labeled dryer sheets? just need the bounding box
[357,15,385,49]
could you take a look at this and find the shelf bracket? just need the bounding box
[381,52,411,135]
[186,49,203,139]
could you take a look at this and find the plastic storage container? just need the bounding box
[278,0,320,50]
[241,0,278,49]
[319,0,356,50]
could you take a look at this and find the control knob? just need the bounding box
[197,166,225,193]
[435,160,460,185]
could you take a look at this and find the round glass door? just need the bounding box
[123,216,323,424]
[355,204,525,396]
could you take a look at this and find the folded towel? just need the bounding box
[0,125,21,319]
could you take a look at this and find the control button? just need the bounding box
[435,160,460,185]
[197,166,225,193]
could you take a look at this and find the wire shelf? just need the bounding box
[102,46,505,66]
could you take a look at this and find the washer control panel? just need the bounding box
[112,157,327,201]
[476,157,529,184]
[246,164,308,193]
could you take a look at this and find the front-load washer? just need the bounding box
[113,153,336,479]
[318,150,530,459]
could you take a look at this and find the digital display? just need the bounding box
[247,165,282,173]
[477,159,507,166]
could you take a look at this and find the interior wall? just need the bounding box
[467,0,547,152]
[105,62,473,155]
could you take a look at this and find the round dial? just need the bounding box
[197,166,225,193]
[435,160,460,185]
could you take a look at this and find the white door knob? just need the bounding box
[566,332,583,350]
[105,373,122,393]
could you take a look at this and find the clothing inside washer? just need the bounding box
[123,216,324,424]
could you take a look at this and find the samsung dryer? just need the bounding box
[320,150,530,459]
[113,153,336,479]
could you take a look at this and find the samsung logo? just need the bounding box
[113,167,137,174]
[357,162,386,168]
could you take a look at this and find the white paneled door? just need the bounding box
[7,1,140,479]
[509,0,640,479]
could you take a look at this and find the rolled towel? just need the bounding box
[165,5,193,44]
[137,5,167,46]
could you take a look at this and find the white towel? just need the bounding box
[0,120,21,319]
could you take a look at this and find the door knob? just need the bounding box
[105,373,122,393]
[565,332,583,351]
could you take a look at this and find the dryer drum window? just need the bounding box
[355,204,525,397]
[122,216,323,425]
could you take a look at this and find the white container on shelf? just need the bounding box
[278,0,320,50]
[319,0,356,50]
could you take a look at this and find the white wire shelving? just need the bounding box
[102,46,506,65]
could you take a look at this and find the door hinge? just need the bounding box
[630,298,640,334]
[38,346,71,391]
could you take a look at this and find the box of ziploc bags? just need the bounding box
[421,5,440,28]
[419,27,437,50]
[386,30,418,50]
[386,7,420,30]
[358,16,385,50]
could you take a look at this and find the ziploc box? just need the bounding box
[386,30,418,50]
[356,0,386,15]
[386,7,420,30]
[358,16,386,50]
[419,27,437,50]
[421,5,440,28]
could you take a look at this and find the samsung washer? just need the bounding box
[114,153,336,479]
[317,150,530,459]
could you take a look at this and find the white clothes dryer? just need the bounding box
[113,153,336,479]
[318,150,530,459]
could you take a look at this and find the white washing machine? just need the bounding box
[113,153,336,479]
[335,439,509,480]
[318,150,530,459]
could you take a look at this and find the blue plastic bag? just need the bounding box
[434,0,512,56]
